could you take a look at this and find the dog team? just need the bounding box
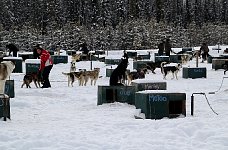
[20,55,182,88]
[1,47,193,89]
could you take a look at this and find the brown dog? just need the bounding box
[62,71,84,87]
[125,68,147,85]
[21,72,43,88]
[84,68,100,86]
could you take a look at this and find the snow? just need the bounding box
[132,79,165,84]
[25,59,40,64]
[1,46,228,150]
[3,57,23,60]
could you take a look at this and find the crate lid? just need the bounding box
[132,79,165,84]
[3,57,23,60]
[25,59,41,64]
[136,90,185,94]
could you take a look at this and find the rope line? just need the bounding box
[203,93,219,115]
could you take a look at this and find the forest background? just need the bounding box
[0,0,228,51]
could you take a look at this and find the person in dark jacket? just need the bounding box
[158,40,165,56]
[36,47,53,88]
[200,43,210,63]
[80,42,89,55]
[164,38,173,56]
[6,43,19,57]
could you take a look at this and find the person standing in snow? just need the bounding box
[158,40,165,56]
[164,38,173,56]
[6,43,19,57]
[79,42,90,60]
[199,42,209,63]
[36,47,53,88]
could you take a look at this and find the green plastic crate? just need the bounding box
[105,59,121,65]
[3,57,23,73]
[127,51,137,58]
[97,86,136,105]
[106,68,130,77]
[67,50,76,55]
[132,80,167,91]
[212,59,228,70]
[135,92,186,119]
[137,53,150,60]
[4,80,14,98]
[51,55,68,64]
[133,60,153,70]
[169,54,182,63]
[106,68,114,77]
[0,94,10,121]
[182,47,192,52]
[182,67,207,79]
[155,56,170,63]
[25,59,40,74]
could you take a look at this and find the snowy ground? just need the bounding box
[1,46,228,150]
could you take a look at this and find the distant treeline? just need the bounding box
[0,0,228,50]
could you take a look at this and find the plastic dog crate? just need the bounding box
[3,57,23,73]
[212,59,228,70]
[0,94,10,121]
[132,79,167,92]
[51,55,68,64]
[155,56,170,63]
[127,51,137,58]
[106,68,130,77]
[169,54,182,63]
[133,60,153,70]
[137,53,151,60]
[105,59,121,65]
[182,47,192,52]
[182,67,207,79]
[4,80,14,98]
[67,50,76,55]
[25,59,40,74]
[207,56,223,64]
[106,68,114,77]
[97,86,136,105]
[135,91,186,119]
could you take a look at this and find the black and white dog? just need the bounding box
[161,62,181,80]
[70,61,76,72]
[109,53,129,86]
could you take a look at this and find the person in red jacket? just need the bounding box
[36,47,53,88]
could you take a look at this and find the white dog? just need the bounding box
[0,61,15,94]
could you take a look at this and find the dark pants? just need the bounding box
[42,65,53,88]
[10,51,17,57]
[202,52,209,61]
